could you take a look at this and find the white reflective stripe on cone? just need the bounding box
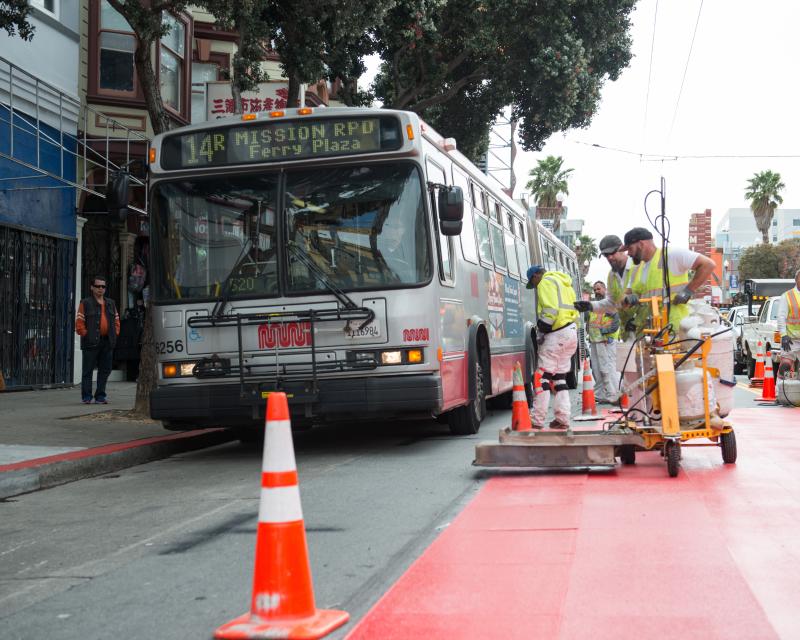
[258,485,304,523]
[262,419,297,472]
[512,388,526,401]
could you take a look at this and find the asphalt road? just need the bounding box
[0,384,759,640]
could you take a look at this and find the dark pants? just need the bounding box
[81,336,113,401]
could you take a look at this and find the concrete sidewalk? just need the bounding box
[0,382,236,499]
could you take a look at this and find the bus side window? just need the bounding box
[453,167,478,264]
[427,159,453,283]
[518,221,525,241]
[504,230,519,276]
[515,239,528,279]
[490,222,507,271]
[472,184,493,265]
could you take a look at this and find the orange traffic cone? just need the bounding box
[215,393,349,640]
[755,351,777,403]
[611,391,629,414]
[750,341,765,387]
[574,358,601,421]
[511,362,532,432]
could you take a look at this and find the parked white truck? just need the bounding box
[740,279,795,377]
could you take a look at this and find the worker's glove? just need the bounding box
[536,331,545,345]
[622,293,639,307]
[625,319,637,333]
[782,335,793,352]
[573,300,593,313]
[607,337,615,345]
[673,286,694,305]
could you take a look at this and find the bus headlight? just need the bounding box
[162,361,199,378]
[381,351,403,365]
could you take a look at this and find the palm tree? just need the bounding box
[574,234,598,278]
[745,170,785,244]
[526,155,573,232]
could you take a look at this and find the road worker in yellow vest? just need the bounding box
[526,265,579,430]
[586,281,620,404]
[777,268,800,374]
[620,227,715,334]
[574,234,637,407]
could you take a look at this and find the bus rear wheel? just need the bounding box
[448,361,485,435]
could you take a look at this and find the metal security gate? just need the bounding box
[0,225,76,389]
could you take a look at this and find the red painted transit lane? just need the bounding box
[347,407,799,639]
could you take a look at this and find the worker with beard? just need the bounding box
[620,227,715,334]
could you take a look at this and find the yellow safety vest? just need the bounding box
[630,248,690,331]
[588,311,619,342]
[537,271,579,331]
[607,264,636,337]
[783,288,800,338]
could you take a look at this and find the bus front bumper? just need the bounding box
[150,374,442,425]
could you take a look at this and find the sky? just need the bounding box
[363,1,800,283]
[511,0,800,282]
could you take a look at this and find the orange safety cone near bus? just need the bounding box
[750,341,765,387]
[573,358,601,422]
[214,392,349,640]
[510,362,532,432]
[755,351,777,403]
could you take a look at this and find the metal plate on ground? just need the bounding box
[473,428,646,470]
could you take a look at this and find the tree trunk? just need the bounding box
[287,72,300,108]
[134,37,170,136]
[132,309,155,418]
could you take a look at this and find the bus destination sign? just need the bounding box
[161,116,403,170]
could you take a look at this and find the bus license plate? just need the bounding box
[344,322,380,338]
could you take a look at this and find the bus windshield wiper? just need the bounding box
[211,238,252,318]
[287,240,374,326]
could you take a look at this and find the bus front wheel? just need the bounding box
[448,361,486,435]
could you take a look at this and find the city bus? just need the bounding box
[144,107,580,435]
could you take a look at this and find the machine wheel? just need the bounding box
[666,441,680,477]
[619,445,636,465]
[449,360,486,435]
[721,430,737,463]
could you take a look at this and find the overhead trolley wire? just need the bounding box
[667,0,705,141]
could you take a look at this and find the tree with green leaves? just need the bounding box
[268,0,393,107]
[1,0,34,40]
[526,155,573,232]
[203,0,273,113]
[745,170,785,244]
[372,0,635,162]
[738,243,781,281]
[574,234,597,278]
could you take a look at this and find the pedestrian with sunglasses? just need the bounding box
[75,276,120,404]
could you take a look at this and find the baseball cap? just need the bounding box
[525,265,545,289]
[622,227,653,249]
[598,235,623,256]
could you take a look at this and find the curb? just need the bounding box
[0,428,238,500]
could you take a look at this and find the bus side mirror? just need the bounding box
[107,170,130,222]
[438,186,463,236]
[747,315,758,322]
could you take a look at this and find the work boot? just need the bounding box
[548,419,569,430]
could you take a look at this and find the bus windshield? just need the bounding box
[285,163,430,292]
[151,162,430,302]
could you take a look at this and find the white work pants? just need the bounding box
[533,323,578,426]
[590,340,618,402]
